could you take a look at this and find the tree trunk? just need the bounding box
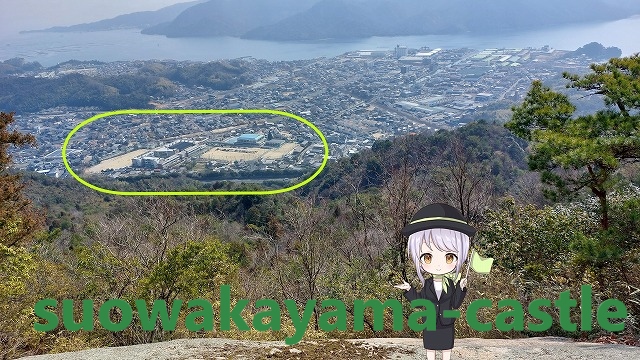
[596,191,609,230]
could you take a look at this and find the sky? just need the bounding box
[0,0,193,35]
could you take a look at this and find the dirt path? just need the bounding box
[18,337,640,360]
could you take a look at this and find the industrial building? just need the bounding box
[235,133,265,146]
[131,140,207,169]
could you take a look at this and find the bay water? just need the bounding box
[1,15,639,66]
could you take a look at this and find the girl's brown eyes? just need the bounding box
[445,253,457,264]
[421,253,457,264]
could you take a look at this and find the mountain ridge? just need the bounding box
[23,1,206,33]
[142,0,318,37]
[22,0,640,41]
[243,0,638,41]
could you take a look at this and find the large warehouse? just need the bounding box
[235,133,265,146]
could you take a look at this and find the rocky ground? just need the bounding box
[19,337,640,360]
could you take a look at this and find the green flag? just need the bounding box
[470,249,493,274]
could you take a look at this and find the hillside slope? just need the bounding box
[244,0,633,40]
[26,1,205,33]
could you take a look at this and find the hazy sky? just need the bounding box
[0,0,193,35]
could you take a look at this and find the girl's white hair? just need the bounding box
[407,228,470,284]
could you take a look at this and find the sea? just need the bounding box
[1,15,640,66]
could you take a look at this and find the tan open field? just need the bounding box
[84,149,149,174]
[201,143,297,162]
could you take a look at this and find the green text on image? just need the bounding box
[34,285,626,345]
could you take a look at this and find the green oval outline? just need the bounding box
[62,109,329,196]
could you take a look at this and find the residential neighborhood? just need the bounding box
[9,45,597,181]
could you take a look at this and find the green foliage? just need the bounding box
[0,112,51,357]
[564,54,640,116]
[506,55,640,229]
[607,192,640,250]
[166,61,253,90]
[0,74,152,113]
[0,244,40,358]
[0,244,36,300]
[476,198,594,281]
[0,58,42,75]
[506,81,577,141]
[1,112,44,247]
[571,188,640,274]
[569,232,623,270]
[312,121,526,200]
[141,238,239,302]
[72,241,134,299]
[0,60,252,113]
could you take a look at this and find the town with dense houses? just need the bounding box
[9,45,596,180]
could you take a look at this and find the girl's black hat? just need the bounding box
[401,203,476,237]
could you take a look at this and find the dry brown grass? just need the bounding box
[198,340,412,360]
[84,149,149,174]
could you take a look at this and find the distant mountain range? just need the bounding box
[142,0,318,37]
[26,0,640,41]
[24,1,206,33]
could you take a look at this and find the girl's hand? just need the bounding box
[460,278,468,290]
[394,281,411,291]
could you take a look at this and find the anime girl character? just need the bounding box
[395,203,474,360]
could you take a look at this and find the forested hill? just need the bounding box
[24,121,528,234]
[26,0,640,40]
[142,0,319,37]
[0,60,253,113]
[307,121,527,202]
[242,0,634,40]
[145,0,639,40]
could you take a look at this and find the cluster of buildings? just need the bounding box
[131,140,207,169]
[8,45,602,180]
[221,132,287,149]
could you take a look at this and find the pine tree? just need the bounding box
[505,55,640,230]
[0,111,43,247]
